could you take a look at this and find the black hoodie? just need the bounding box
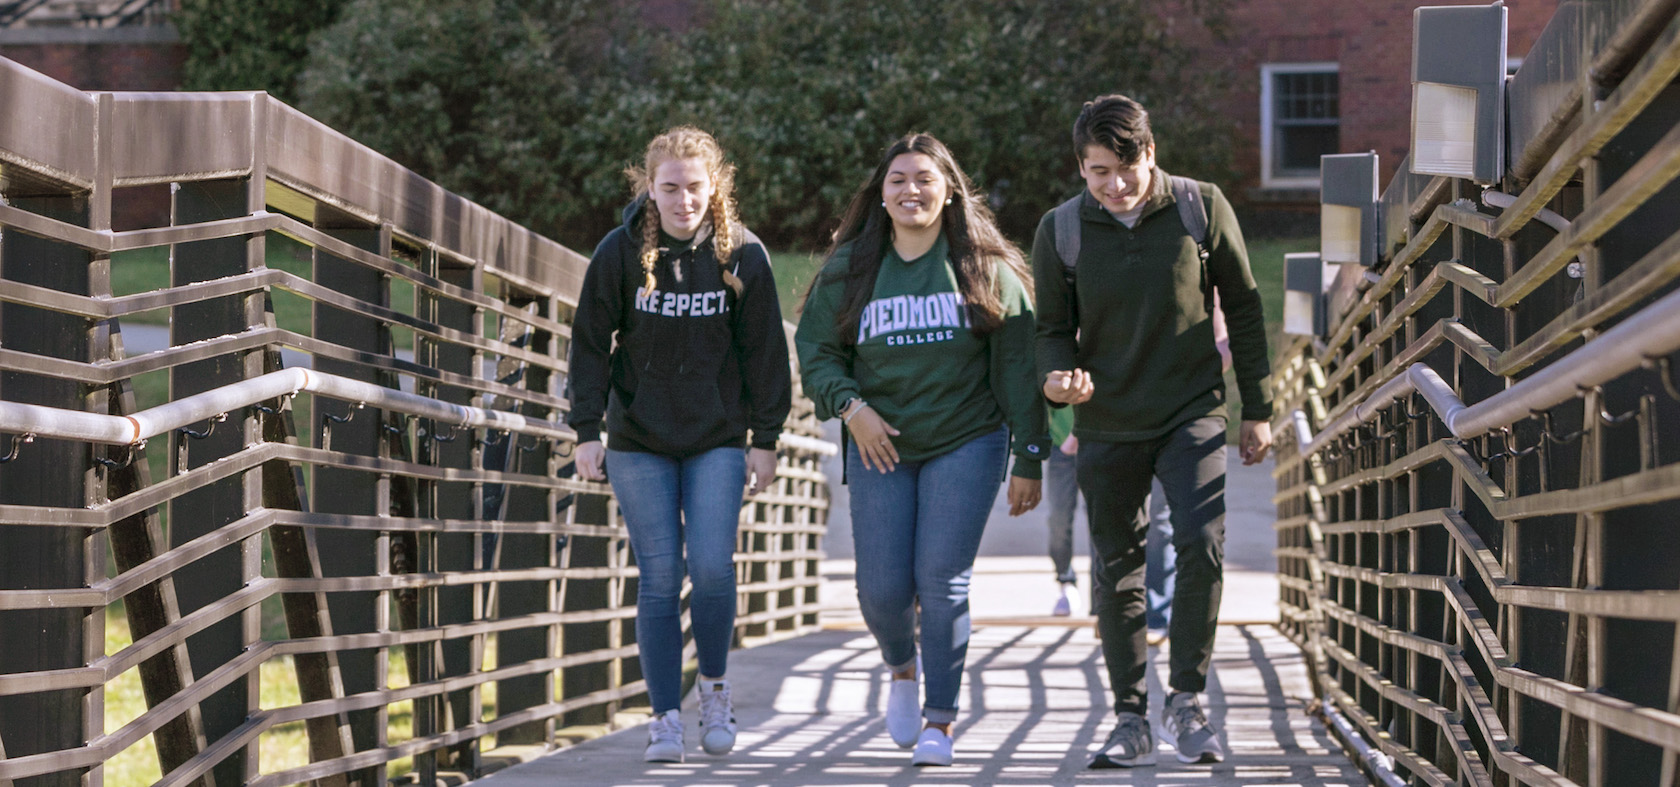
[566,199,792,457]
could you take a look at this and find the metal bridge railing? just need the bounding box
[0,0,173,29]
[1273,2,1680,785]
[0,58,833,787]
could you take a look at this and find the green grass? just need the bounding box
[111,235,417,349]
[102,602,454,786]
[771,250,824,325]
[1244,234,1316,351]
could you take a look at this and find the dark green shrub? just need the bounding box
[292,0,1233,252]
[176,0,351,104]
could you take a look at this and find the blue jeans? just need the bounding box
[846,426,1008,724]
[1145,478,1177,630]
[607,445,746,714]
[1045,448,1081,585]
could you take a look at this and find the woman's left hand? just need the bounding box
[746,447,778,496]
[1007,475,1042,516]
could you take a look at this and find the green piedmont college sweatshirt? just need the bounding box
[1032,178,1273,442]
[796,234,1049,479]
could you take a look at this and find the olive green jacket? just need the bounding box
[1032,179,1272,441]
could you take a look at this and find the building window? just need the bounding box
[1260,63,1340,187]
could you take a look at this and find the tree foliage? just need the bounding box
[295,0,1234,252]
[176,0,351,103]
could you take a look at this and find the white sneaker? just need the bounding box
[1052,582,1079,616]
[697,678,738,755]
[644,709,684,763]
[886,659,921,748]
[910,726,954,766]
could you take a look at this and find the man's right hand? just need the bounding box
[575,440,606,481]
[1043,369,1094,405]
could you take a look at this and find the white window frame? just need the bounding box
[1260,62,1340,189]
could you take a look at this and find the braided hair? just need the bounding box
[624,126,744,297]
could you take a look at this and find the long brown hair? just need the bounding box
[808,133,1031,344]
[624,126,744,296]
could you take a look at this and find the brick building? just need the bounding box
[1169,0,1557,221]
[0,0,183,91]
[1,0,1560,225]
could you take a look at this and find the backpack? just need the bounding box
[1051,175,1213,319]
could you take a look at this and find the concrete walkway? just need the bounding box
[479,623,1360,786]
[474,425,1366,786]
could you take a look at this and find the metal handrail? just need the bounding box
[0,0,50,27]
[0,365,839,456]
[0,368,568,446]
[1294,281,1680,455]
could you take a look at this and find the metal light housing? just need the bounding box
[1409,3,1507,182]
[1320,152,1379,266]
[1284,252,1334,337]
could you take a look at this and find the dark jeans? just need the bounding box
[1078,415,1227,715]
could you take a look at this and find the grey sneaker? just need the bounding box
[644,709,684,763]
[1089,711,1156,768]
[1161,691,1225,763]
[697,679,738,755]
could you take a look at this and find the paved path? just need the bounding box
[479,624,1361,786]
[475,424,1366,785]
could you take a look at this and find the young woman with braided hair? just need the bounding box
[566,126,792,763]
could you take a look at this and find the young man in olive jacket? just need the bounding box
[1033,94,1273,768]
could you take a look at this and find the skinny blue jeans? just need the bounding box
[846,426,1008,724]
[607,445,746,714]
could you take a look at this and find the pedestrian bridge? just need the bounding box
[9,0,1680,784]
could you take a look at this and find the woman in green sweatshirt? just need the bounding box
[795,133,1049,767]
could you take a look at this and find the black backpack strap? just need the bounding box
[1169,175,1215,313]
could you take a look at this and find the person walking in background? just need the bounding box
[796,133,1049,767]
[1045,406,1083,616]
[1034,95,1272,769]
[566,126,792,764]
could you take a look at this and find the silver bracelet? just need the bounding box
[842,399,869,424]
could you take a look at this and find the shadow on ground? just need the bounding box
[479,624,1363,786]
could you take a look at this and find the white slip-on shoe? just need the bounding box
[886,658,921,748]
[910,726,954,766]
[697,678,738,755]
[644,709,684,763]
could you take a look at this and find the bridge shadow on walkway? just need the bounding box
[478,623,1364,786]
